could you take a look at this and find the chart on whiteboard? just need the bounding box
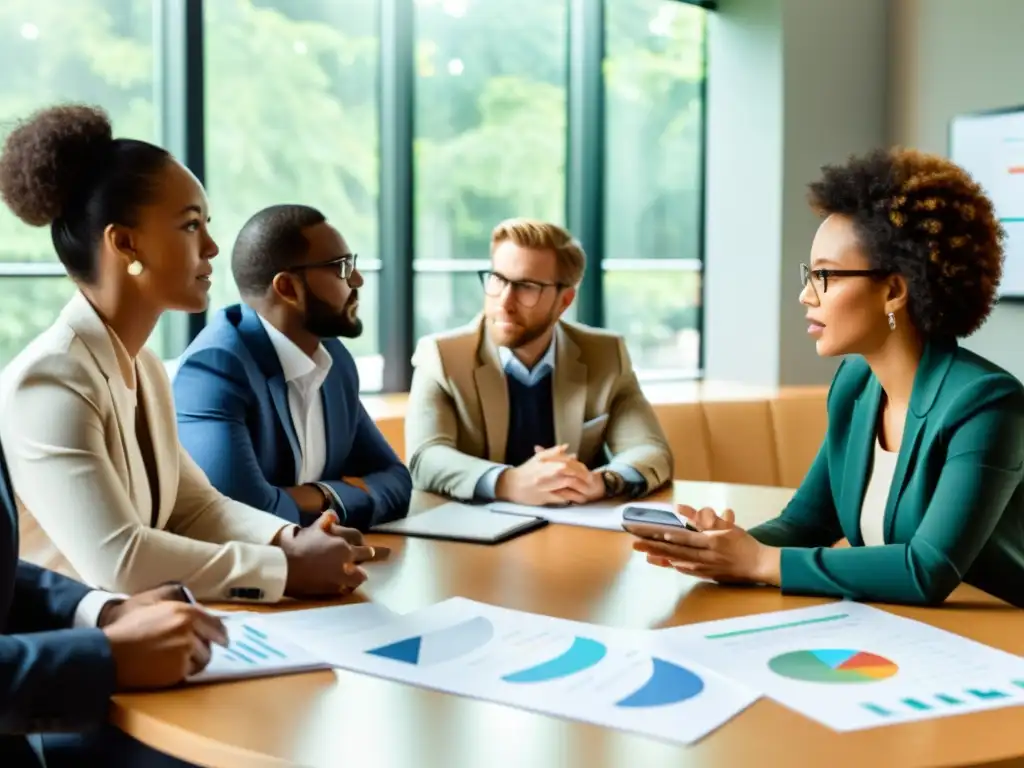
[317,596,758,745]
[655,601,1024,731]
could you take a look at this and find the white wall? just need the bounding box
[703,0,890,387]
[889,0,1024,381]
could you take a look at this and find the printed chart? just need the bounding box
[767,650,899,684]
[188,620,330,684]
[656,602,1024,731]
[323,597,757,745]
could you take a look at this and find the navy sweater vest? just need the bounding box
[504,374,556,467]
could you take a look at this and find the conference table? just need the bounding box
[110,482,1024,768]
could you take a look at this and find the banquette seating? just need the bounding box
[18,382,829,576]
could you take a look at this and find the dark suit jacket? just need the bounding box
[751,339,1024,607]
[173,305,411,530]
[0,442,116,765]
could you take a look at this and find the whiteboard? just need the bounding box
[949,107,1024,299]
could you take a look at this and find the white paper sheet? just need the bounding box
[488,500,676,531]
[247,602,398,658]
[187,617,330,684]
[655,601,1024,731]
[187,603,396,684]
[316,596,758,745]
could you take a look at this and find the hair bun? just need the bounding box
[0,104,113,226]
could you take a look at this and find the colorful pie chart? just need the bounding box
[768,649,898,684]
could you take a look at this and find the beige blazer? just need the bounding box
[0,292,290,602]
[406,315,673,499]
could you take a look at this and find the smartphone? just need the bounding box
[620,506,698,532]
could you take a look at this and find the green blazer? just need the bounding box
[750,339,1024,607]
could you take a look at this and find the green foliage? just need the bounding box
[0,0,706,377]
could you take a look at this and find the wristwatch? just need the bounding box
[601,470,626,498]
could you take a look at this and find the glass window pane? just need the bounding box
[204,0,381,388]
[0,277,78,366]
[349,269,381,392]
[413,272,483,340]
[413,0,568,265]
[0,0,156,264]
[602,270,701,377]
[603,0,706,260]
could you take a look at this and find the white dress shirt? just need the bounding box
[258,315,333,484]
[73,589,125,628]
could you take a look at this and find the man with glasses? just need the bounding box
[172,205,411,530]
[406,218,672,506]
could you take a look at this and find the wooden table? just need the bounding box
[110,482,1024,768]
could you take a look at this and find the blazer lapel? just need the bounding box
[236,306,302,481]
[475,329,509,463]
[136,359,175,528]
[320,347,345,474]
[881,339,956,543]
[61,293,147,520]
[553,325,587,453]
[842,379,881,546]
[269,374,302,480]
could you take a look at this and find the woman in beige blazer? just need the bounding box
[0,104,376,603]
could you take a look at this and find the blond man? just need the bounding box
[406,218,672,506]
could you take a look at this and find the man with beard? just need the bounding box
[406,218,672,506]
[173,205,411,530]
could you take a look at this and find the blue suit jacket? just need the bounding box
[173,305,412,530]
[0,441,115,763]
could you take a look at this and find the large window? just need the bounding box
[0,0,157,365]
[412,0,569,340]
[0,0,709,391]
[203,0,383,389]
[603,0,705,378]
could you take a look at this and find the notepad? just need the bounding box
[372,501,547,543]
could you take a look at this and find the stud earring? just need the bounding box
[887,312,896,331]
[127,260,144,276]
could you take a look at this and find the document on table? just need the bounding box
[655,601,1024,731]
[187,603,397,684]
[187,617,330,684]
[315,596,758,746]
[247,602,398,658]
[488,500,675,531]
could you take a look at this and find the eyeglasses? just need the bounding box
[289,253,358,281]
[800,262,892,294]
[478,270,566,308]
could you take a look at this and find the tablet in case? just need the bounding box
[371,502,547,544]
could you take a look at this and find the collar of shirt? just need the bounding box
[498,335,556,387]
[257,314,333,390]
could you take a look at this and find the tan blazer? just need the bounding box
[0,293,290,602]
[406,316,673,499]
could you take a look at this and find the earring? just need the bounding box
[887,312,896,331]
[127,260,144,276]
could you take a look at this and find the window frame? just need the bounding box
[0,0,711,392]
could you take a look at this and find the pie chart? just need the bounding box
[768,649,898,684]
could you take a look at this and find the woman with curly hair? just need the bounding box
[0,104,377,604]
[627,148,1024,607]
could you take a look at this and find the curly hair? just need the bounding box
[807,147,1004,339]
[0,103,170,283]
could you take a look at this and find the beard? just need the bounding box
[304,287,363,339]
[488,305,558,349]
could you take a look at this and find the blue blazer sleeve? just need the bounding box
[1,563,115,734]
[175,348,307,526]
[323,404,412,530]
